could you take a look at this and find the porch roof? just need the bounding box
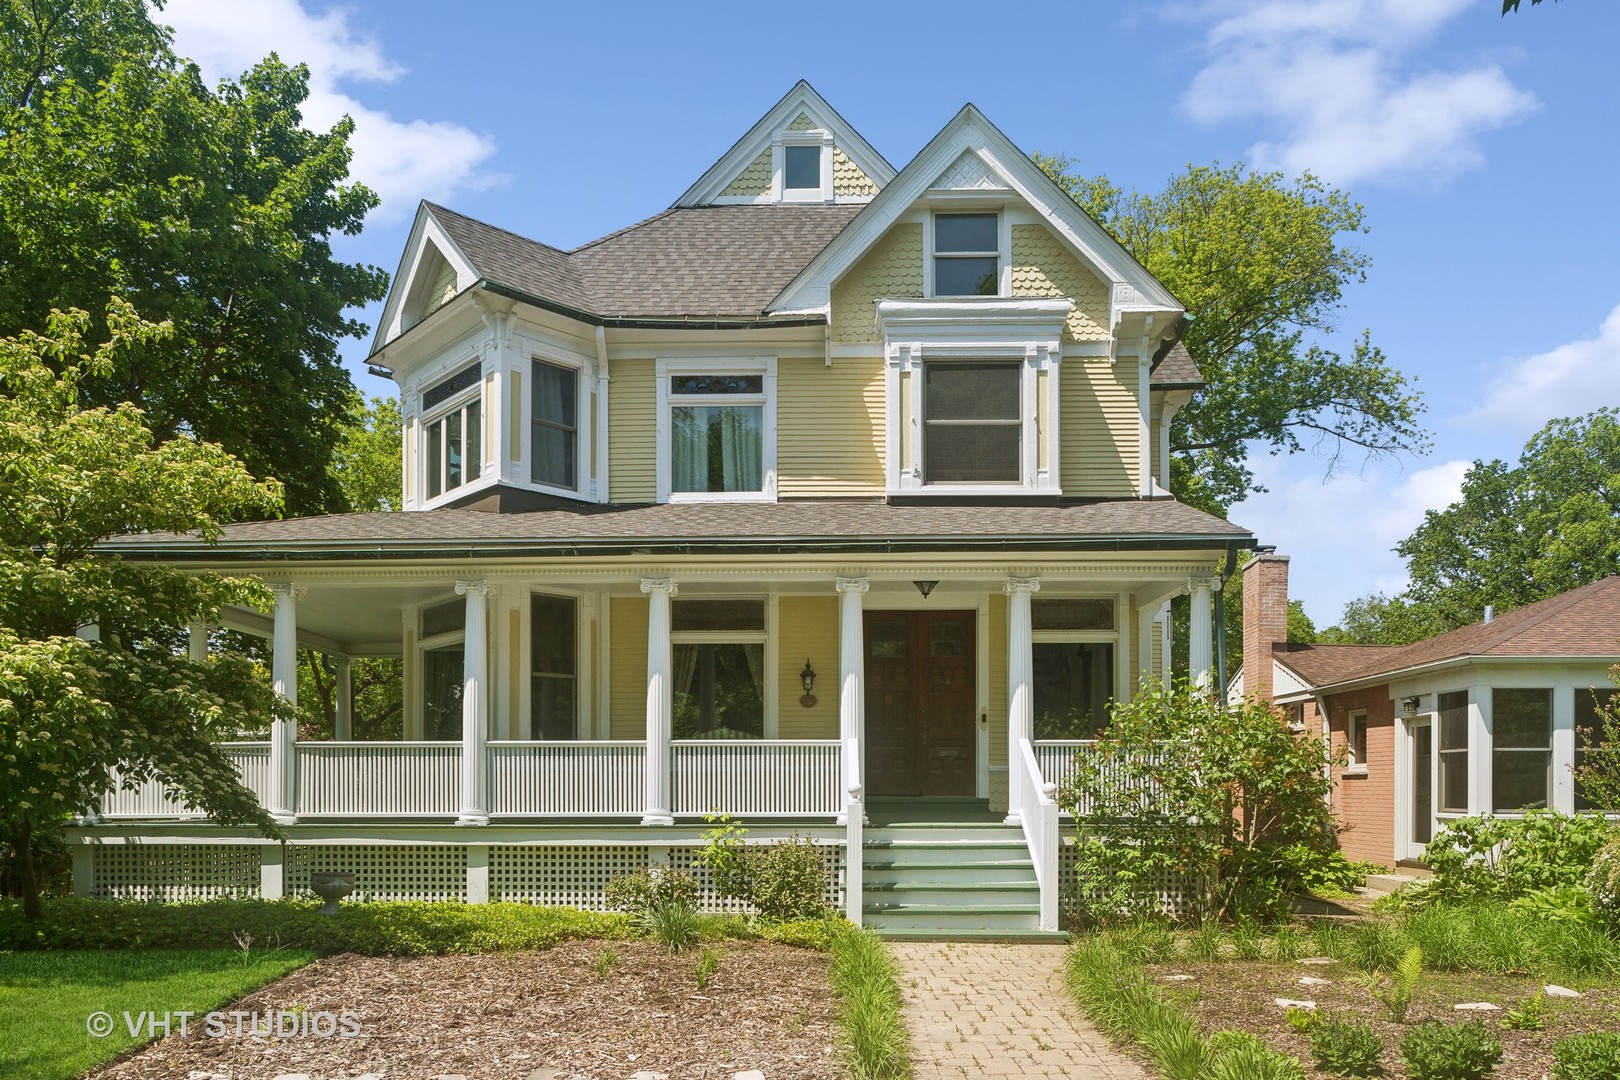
[105,498,1250,561]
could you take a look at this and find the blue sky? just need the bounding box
[160,0,1620,629]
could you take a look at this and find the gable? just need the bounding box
[677,84,895,208]
[371,204,480,352]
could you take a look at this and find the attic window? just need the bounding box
[784,145,820,190]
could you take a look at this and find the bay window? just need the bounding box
[671,599,766,739]
[657,361,775,500]
[531,359,577,490]
[1494,688,1553,812]
[1438,690,1469,814]
[421,364,482,500]
[1031,598,1116,740]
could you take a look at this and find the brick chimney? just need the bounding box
[1241,551,1290,702]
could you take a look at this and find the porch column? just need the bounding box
[333,657,354,742]
[641,578,678,826]
[187,623,210,664]
[1004,576,1040,826]
[836,577,868,819]
[456,580,491,826]
[1136,604,1156,690]
[1188,578,1213,692]
[268,584,300,825]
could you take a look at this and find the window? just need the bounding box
[419,599,465,740]
[923,361,1020,483]
[1438,690,1469,814]
[934,212,999,296]
[671,599,766,739]
[422,364,481,500]
[1345,710,1368,771]
[531,360,577,490]
[661,366,773,498]
[1494,688,1552,812]
[1576,687,1618,812]
[784,144,820,190]
[530,593,577,740]
[1031,597,1116,740]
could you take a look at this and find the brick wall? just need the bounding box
[1321,685,1398,868]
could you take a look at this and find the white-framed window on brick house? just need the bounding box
[656,358,776,501]
[1032,598,1118,740]
[1438,690,1469,814]
[420,364,481,501]
[1493,687,1553,812]
[671,599,766,738]
[1345,710,1369,775]
[531,359,578,491]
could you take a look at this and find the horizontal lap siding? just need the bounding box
[777,596,839,738]
[1061,356,1139,497]
[609,596,648,739]
[608,358,655,503]
[777,357,884,496]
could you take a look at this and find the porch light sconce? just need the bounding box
[914,580,939,599]
[799,659,817,708]
[1402,697,1421,717]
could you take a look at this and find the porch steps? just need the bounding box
[860,819,1061,938]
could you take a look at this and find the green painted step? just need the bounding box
[872,927,1070,942]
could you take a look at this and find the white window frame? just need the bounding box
[1031,595,1126,742]
[1345,709,1369,776]
[774,130,833,203]
[655,357,777,503]
[1491,686,1554,814]
[924,207,1011,298]
[526,353,589,496]
[418,365,484,508]
[669,596,771,740]
[416,598,466,742]
[918,356,1026,487]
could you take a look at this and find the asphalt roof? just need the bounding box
[106,499,1250,560]
[1274,576,1620,690]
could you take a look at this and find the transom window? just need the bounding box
[1032,597,1117,740]
[422,364,481,501]
[924,361,1021,483]
[1493,688,1552,812]
[784,144,820,190]
[671,598,766,739]
[662,366,773,498]
[934,212,999,296]
[1438,690,1469,814]
[531,360,577,490]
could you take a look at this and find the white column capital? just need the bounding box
[455,579,492,598]
[268,582,306,601]
[640,578,679,598]
[836,577,870,595]
[1003,577,1042,596]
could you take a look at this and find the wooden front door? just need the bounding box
[865,610,977,797]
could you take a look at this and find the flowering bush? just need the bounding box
[1586,830,1620,933]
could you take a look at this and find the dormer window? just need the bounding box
[422,364,482,500]
[784,145,820,191]
[776,133,831,203]
[933,212,1000,296]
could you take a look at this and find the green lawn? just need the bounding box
[0,947,314,1080]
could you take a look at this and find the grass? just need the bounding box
[828,928,911,1080]
[0,947,314,1080]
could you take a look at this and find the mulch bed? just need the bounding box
[89,941,842,1080]
[1147,958,1620,1080]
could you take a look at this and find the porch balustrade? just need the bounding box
[671,739,842,817]
[487,741,645,816]
[298,742,462,817]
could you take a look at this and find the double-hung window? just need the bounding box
[923,361,1021,483]
[671,599,766,739]
[1346,710,1369,771]
[933,212,1000,296]
[1031,598,1117,740]
[659,361,775,500]
[421,364,482,500]
[1493,688,1553,812]
[1576,687,1618,812]
[1438,690,1469,814]
[531,360,577,490]
[418,599,466,740]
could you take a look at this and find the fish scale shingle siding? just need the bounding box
[832,148,878,196]
[1010,225,1110,343]
[720,149,772,197]
[1062,357,1140,497]
[831,224,923,343]
[787,112,817,131]
[777,357,885,496]
[608,358,656,502]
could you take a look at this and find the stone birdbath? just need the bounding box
[310,871,357,915]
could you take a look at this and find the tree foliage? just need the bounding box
[1318,592,1445,646]
[1058,681,1341,921]
[1395,409,1620,632]
[1036,156,1428,513]
[0,0,389,514]
[0,302,286,918]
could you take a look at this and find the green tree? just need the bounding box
[1036,156,1429,514]
[1319,592,1445,645]
[1502,0,1554,13]
[1397,409,1620,632]
[0,0,389,514]
[0,302,284,919]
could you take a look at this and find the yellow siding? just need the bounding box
[1011,224,1111,343]
[777,357,885,496]
[1151,621,1164,681]
[507,368,522,463]
[787,112,817,131]
[831,224,923,344]
[832,147,878,196]
[1128,597,1138,683]
[721,148,772,198]
[608,358,655,502]
[987,594,1008,812]
[507,608,521,739]
[1061,356,1139,497]
[609,596,648,739]
[777,596,839,738]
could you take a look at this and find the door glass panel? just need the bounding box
[1413,724,1433,845]
[869,619,908,658]
[928,620,967,657]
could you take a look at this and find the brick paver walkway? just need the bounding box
[889,942,1149,1079]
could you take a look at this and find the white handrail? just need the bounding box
[1018,737,1060,932]
[844,735,863,925]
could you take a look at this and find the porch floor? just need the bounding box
[866,797,1001,826]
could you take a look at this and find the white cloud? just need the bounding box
[1231,455,1469,621]
[1464,302,1620,438]
[160,0,498,217]
[1177,0,1538,186]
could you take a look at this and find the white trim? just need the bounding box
[774,130,835,204]
[976,593,990,800]
[374,205,479,352]
[655,357,778,503]
[1346,709,1368,768]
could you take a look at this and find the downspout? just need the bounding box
[1213,544,1240,700]
[594,326,610,503]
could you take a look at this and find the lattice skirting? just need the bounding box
[286,845,467,902]
[1059,837,1199,920]
[92,844,261,901]
[489,845,652,908]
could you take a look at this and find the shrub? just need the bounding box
[1401,1020,1502,1080]
[1270,923,1306,962]
[1285,1006,1317,1033]
[1586,830,1620,932]
[1500,989,1545,1032]
[1423,811,1609,903]
[1507,884,1595,925]
[1311,1016,1385,1077]
[1343,920,1413,974]
[1553,1031,1620,1080]
[1210,1040,1307,1080]
[749,836,832,921]
[1279,843,1383,898]
[1399,902,1620,981]
[640,900,700,953]
[603,866,700,915]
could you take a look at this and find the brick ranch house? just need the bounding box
[1235,554,1620,867]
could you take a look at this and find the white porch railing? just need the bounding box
[297,742,461,817]
[487,741,645,817]
[1033,739,1094,802]
[1017,737,1061,932]
[98,742,274,818]
[671,739,842,817]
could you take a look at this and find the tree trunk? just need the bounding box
[12,818,41,921]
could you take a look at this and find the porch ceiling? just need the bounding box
[221,582,457,657]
